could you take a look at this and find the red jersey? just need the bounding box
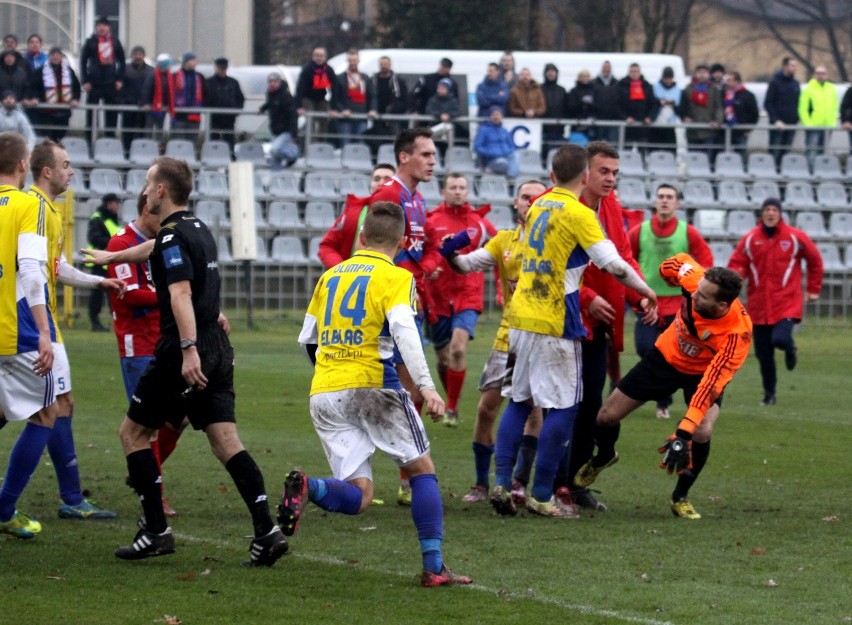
[107,222,159,358]
[317,193,369,269]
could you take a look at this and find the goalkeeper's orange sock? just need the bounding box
[445,368,466,411]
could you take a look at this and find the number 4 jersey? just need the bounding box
[299,250,418,394]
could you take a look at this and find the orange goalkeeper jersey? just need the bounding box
[656,253,752,434]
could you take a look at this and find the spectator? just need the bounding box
[841,86,852,147]
[474,106,519,178]
[172,51,204,142]
[411,57,457,115]
[425,77,465,148]
[541,63,568,155]
[29,47,81,142]
[650,66,680,150]
[80,16,125,137]
[764,56,800,165]
[86,193,122,331]
[566,69,599,142]
[627,183,713,419]
[204,57,245,150]
[709,63,725,90]
[0,90,36,149]
[122,45,153,152]
[24,34,48,73]
[728,198,823,406]
[2,34,29,74]
[142,53,173,143]
[260,72,299,170]
[501,51,518,89]
[508,67,545,119]
[678,64,723,159]
[476,63,509,117]
[370,55,408,140]
[798,65,838,167]
[594,60,621,144]
[618,63,658,151]
[0,49,30,101]
[722,71,759,155]
[334,48,375,146]
[294,46,337,142]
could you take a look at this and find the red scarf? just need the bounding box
[346,71,366,104]
[312,66,331,90]
[690,80,709,107]
[174,69,203,121]
[152,70,175,117]
[97,35,114,65]
[629,80,645,100]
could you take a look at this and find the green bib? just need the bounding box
[638,219,688,296]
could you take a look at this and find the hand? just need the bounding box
[181,347,208,391]
[625,117,635,125]
[218,312,231,336]
[100,277,126,297]
[70,99,79,108]
[297,108,306,116]
[588,295,616,324]
[420,388,445,422]
[774,120,786,128]
[843,122,852,130]
[658,433,693,476]
[33,333,54,376]
[638,298,658,325]
[82,82,92,92]
[806,292,820,302]
[368,110,378,119]
[341,109,351,118]
[438,230,472,259]
[115,81,123,91]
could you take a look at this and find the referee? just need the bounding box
[114,157,287,566]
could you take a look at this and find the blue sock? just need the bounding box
[472,442,494,488]
[0,422,54,521]
[494,401,531,488]
[531,406,579,502]
[47,416,83,506]
[308,477,362,515]
[410,473,443,574]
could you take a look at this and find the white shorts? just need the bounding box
[310,388,430,482]
[52,343,72,395]
[504,329,582,409]
[478,349,509,392]
[0,352,57,422]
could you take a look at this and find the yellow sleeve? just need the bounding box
[484,230,509,263]
[572,204,608,251]
[306,272,326,321]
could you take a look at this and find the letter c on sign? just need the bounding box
[511,125,530,149]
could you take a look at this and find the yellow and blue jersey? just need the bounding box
[0,183,56,355]
[507,187,609,339]
[483,225,525,352]
[29,186,65,344]
[302,250,417,394]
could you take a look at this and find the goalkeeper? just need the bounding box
[574,253,752,519]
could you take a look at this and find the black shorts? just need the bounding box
[618,348,724,408]
[128,325,236,431]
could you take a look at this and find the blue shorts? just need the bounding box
[120,355,155,403]
[428,309,479,350]
[392,316,424,365]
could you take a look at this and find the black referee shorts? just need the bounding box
[128,325,236,431]
[617,347,724,408]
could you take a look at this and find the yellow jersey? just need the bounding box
[483,225,525,352]
[29,186,65,344]
[0,183,55,355]
[507,187,611,339]
[304,250,417,394]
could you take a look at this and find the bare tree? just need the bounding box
[635,0,696,54]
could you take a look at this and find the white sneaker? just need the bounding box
[656,407,670,419]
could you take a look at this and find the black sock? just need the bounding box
[593,423,620,466]
[225,450,274,537]
[673,440,710,501]
[512,435,538,486]
[127,449,167,534]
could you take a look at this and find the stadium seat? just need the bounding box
[779,153,810,180]
[785,181,818,210]
[253,171,270,201]
[376,143,396,166]
[817,182,850,210]
[217,235,233,262]
[487,204,515,230]
[267,171,304,200]
[618,150,645,178]
[307,236,323,265]
[816,242,844,271]
[812,154,844,181]
[444,147,479,175]
[684,151,713,178]
[717,180,751,208]
[478,175,512,203]
[165,139,199,167]
[254,236,270,263]
[746,152,779,180]
[419,178,443,204]
[517,148,546,177]
[828,213,852,240]
[197,170,229,199]
[714,152,748,179]
[234,140,267,167]
[267,201,305,230]
[93,137,128,166]
[64,137,94,167]
[200,140,232,168]
[129,139,159,166]
[646,150,679,178]
[304,142,340,170]
[254,201,269,229]
[845,244,852,270]
[124,169,147,195]
[303,201,336,229]
[303,172,338,201]
[617,178,649,207]
[271,235,309,264]
[339,173,370,197]
[727,210,756,237]
[750,180,781,205]
[681,180,715,208]
[341,143,373,173]
[692,209,727,237]
[119,198,137,223]
[194,200,230,228]
[794,211,828,239]
[709,241,734,266]
[88,168,124,196]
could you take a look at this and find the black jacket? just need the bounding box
[841,87,852,124]
[566,82,599,119]
[260,84,297,136]
[294,61,336,108]
[764,69,800,124]
[80,33,126,86]
[30,62,82,117]
[411,72,458,114]
[617,75,659,121]
[87,208,120,250]
[371,71,408,114]
[593,75,621,120]
[204,74,245,129]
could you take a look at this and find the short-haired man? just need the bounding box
[764,57,800,165]
[474,107,520,178]
[114,157,286,566]
[295,46,337,141]
[508,68,546,119]
[798,65,838,167]
[476,63,509,117]
[576,255,752,520]
[86,192,121,331]
[412,58,457,115]
[677,64,723,159]
[722,71,759,156]
[333,48,375,145]
[29,47,82,142]
[282,201,471,587]
[628,183,712,419]
[79,16,125,136]
[490,144,655,518]
[204,57,245,150]
[617,63,659,150]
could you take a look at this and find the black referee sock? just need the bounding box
[673,440,710,501]
[126,449,168,534]
[593,423,620,466]
[225,450,274,537]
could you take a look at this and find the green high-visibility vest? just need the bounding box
[638,219,688,297]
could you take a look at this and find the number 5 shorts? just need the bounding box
[0,352,57,422]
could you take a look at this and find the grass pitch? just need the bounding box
[0,315,849,625]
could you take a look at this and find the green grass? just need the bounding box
[0,315,850,625]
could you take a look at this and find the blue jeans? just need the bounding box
[804,129,826,167]
[269,132,300,170]
[483,152,520,178]
[336,118,367,146]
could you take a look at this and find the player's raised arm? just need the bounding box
[81,237,155,265]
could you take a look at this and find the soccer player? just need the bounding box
[27,139,123,520]
[575,254,752,519]
[446,179,546,503]
[108,189,184,517]
[0,131,57,539]
[489,144,655,519]
[424,172,496,427]
[114,157,287,566]
[280,201,472,587]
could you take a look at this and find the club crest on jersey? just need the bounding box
[780,240,791,252]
